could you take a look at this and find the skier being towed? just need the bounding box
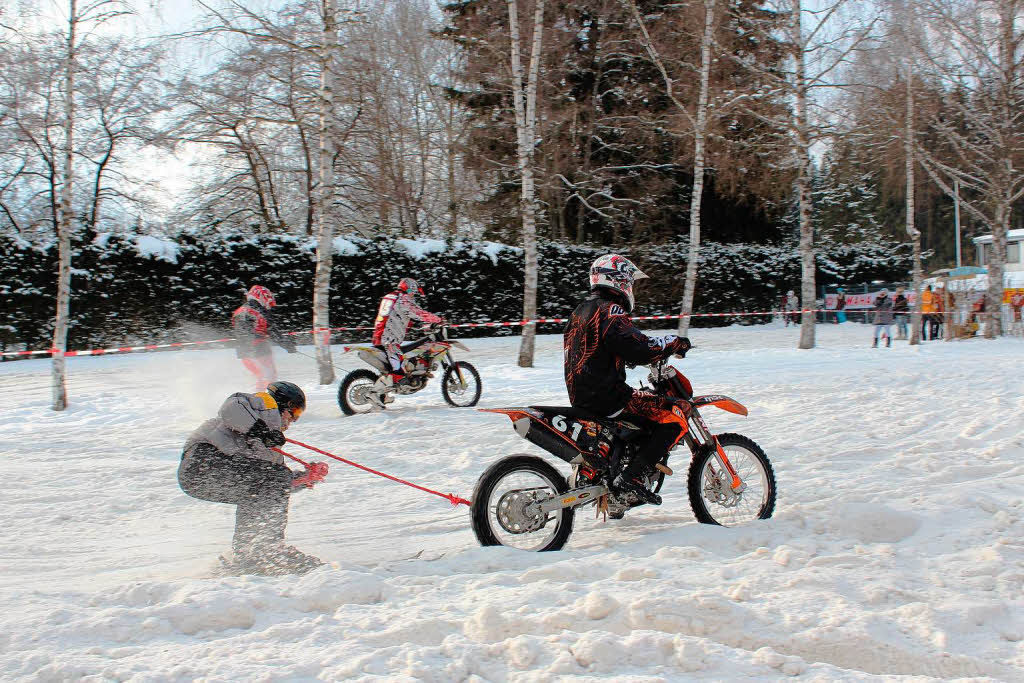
[178,381,327,575]
[564,255,691,505]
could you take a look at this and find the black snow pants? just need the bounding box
[178,443,293,554]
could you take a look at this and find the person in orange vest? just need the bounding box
[232,285,297,389]
[1010,291,1024,336]
[920,285,937,340]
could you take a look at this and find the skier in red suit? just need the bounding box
[232,285,296,389]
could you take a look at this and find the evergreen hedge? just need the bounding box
[0,233,913,354]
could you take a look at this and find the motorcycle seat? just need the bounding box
[530,405,649,436]
[377,339,429,354]
[530,405,618,424]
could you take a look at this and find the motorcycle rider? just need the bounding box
[371,277,443,403]
[177,381,327,575]
[564,254,691,505]
[232,285,297,389]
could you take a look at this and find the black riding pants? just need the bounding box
[619,392,687,478]
[178,443,292,554]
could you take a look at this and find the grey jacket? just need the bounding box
[182,392,284,467]
[873,295,894,325]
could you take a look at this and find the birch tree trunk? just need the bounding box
[678,0,716,337]
[508,0,545,368]
[312,0,337,383]
[905,61,923,346]
[985,0,1016,339]
[52,0,77,411]
[792,0,816,350]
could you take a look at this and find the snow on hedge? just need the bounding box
[135,235,180,263]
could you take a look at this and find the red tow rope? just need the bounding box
[273,447,310,468]
[282,437,472,507]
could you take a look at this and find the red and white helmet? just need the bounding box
[247,285,276,308]
[397,277,424,296]
[590,254,648,312]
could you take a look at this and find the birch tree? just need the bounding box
[904,57,925,345]
[507,0,546,368]
[49,0,131,411]
[622,0,717,337]
[311,0,339,382]
[912,0,1023,338]
[739,1,878,349]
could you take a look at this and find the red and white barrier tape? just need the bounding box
[1,309,857,358]
[2,338,237,358]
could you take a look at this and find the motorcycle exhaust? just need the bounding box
[513,417,582,464]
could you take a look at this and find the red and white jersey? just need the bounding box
[372,291,442,345]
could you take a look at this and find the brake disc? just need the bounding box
[495,489,547,534]
[351,384,372,405]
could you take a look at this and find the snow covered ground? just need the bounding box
[1,322,1021,681]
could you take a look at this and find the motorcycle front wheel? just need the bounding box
[687,432,776,526]
[470,455,574,552]
[441,360,482,407]
[338,369,381,416]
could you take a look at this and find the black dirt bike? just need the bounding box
[470,357,776,551]
[337,324,482,415]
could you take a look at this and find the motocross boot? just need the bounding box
[370,374,397,407]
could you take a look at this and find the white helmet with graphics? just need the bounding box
[589,254,648,312]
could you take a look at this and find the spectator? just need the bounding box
[835,288,847,324]
[1010,290,1024,336]
[893,287,909,339]
[921,285,937,340]
[872,289,894,347]
[931,286,946,340]
[785,290,800,327]
[971,293,987,326]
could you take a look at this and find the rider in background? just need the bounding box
[232,285,297,389]
[372,277,443,393]
[563,254,690,505]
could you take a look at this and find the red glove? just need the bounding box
[292,462,329,489]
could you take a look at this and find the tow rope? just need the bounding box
[280,437,471,507]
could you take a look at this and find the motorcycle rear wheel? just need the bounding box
[338,369,381,416]
[470,455,574,552]
[687,433,776,526]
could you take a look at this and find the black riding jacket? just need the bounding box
[563,290,674,416]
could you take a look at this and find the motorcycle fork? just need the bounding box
[441,349,467,387]
[686,410,745,493]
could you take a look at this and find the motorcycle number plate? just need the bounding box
[549,415,599,453]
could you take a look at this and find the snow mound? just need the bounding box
[833,503,921,543]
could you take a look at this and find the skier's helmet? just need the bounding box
[397,277,424,297]
[247,285,276,309]
[589,254,648,312]
[267,381,306,418]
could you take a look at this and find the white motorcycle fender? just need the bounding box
[357,348,390,374]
